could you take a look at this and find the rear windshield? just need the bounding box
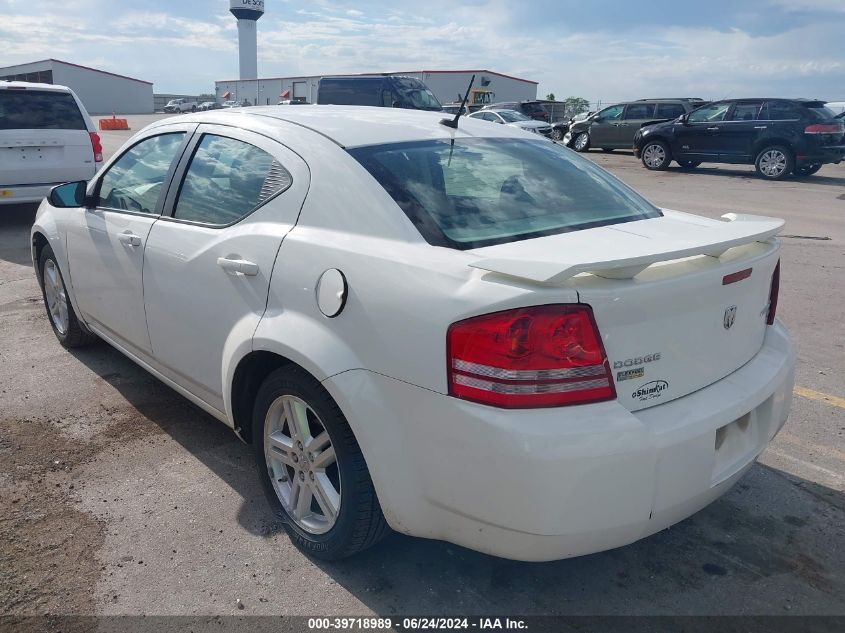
[804,103,837,121]
[350,138,662,249]
[0,90,86,130]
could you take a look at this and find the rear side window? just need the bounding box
[655,103,685,119]
[350,138,661,249]
[763,101,801,120]
[99,133,186,214]
[624,103,655,119]
[727,102,763,121]
[0,90,85,130]
[173,134,291,226]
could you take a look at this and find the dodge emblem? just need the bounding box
[724,305,737,330]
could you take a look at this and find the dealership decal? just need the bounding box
[632,380,669,401]
[617,368,645,382]
[613,352,661,370]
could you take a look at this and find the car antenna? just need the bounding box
[441,74,475,129]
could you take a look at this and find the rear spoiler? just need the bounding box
[470,213,784,284]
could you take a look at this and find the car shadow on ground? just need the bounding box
[645,164,845,187]
[0,204,38,267]
[67,342,845,616]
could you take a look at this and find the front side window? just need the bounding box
[98,133,186,214]
[596,105,623,122]
[0,90,85,130]
[350,138,662,249]
[727,102,763,121]
[624,103,655,119]
[688,102,730,123]
[173,134,291,225]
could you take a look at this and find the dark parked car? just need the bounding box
[198,101,222,111]
[633,98,845,180]
[565,99,704,152]
[480,100,549,121]
[550,111,594,141]
[317,76,442,111]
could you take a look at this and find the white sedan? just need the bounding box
[31,106,795,561]
[469,108,553,136]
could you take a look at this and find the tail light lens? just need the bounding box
[804,123,843,135]
[447,304,616,408]
[767,260,780,325]
[89,132,103,163]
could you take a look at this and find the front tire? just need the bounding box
[38,245,96,348]
[253,366,389,560]
[794,162,822,177]
[572,132,590,152]
[641,140,672,170]
[552,128,565,141]
[755,145,793,180]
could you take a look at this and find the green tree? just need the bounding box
[545,93,556,101]
[564,96,590,115]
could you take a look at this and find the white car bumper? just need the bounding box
[0,183,60,205]
[324,321,795,561]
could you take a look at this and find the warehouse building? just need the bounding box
[215,69,538,107]
[0,59,154,114]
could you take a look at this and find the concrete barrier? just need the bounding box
[99,116,130,131]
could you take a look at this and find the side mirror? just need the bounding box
[49,181,88,208]
[679,113,689,125]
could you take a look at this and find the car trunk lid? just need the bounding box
[468,210,783,411]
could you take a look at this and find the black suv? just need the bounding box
[565,99,704,152]
[481,101,549,121]
[633,99,845,180]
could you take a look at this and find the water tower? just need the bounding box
[229,0,265,80]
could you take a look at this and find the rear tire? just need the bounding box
[755,145,793,180]
[572,132,590,152]
[793,162,822,177]
[677,160,701,169]
[641,140,672,170]
[253,365,390,560]
[38,245,97,348]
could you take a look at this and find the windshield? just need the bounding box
[498,110,530,123]
[394,79,442,111]
[350,138,662,249]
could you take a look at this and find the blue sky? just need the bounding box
[1,0,843,103]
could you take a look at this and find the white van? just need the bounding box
[1,81,102,205]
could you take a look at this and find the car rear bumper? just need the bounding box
[0,183,63,205]
[324,321,795,561]
[797,145,844,165]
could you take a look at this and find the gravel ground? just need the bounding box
[1,114,843,625]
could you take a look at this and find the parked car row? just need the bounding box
[562,97,844,180]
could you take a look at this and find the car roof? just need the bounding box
[159,105,533,148]
[0,80,72,93]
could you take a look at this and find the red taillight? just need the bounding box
[89,132,103,162]
[447,304,616,408]
[804,123,843,135]
[767,260,780,325]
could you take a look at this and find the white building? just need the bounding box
[0,59,154,114]
[215,69,538,107]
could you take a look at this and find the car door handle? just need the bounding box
[707,126,720,131]
[217,257,259,276]
[117,232,142,247]
[754,125,767,129]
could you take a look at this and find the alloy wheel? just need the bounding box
[759,150,787,178]
[264,395,341,534]
[643,143,666,168]
[574,133,589,151]
[43,259,69,335]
